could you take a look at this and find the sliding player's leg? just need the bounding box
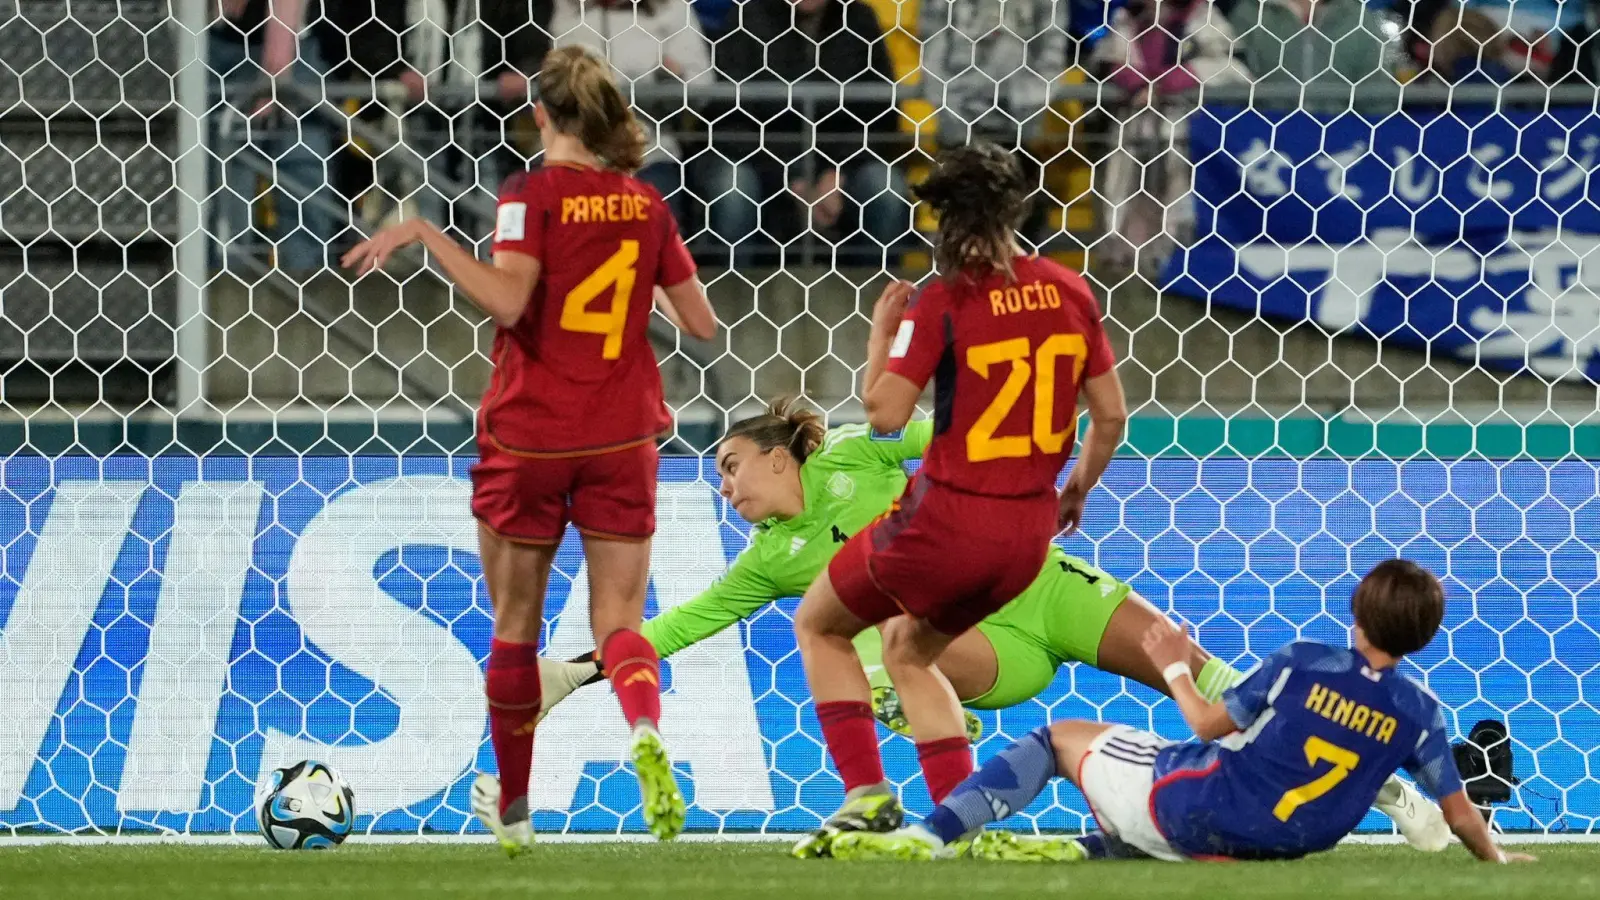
[832,721,1109,862]
[574,444,686,842]
[791,571,906,858]
[471,522,554,857]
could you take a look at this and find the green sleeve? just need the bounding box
[816,419,934,468]
[640,545,780,659]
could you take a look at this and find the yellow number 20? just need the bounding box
[1273,736,1361,822]
[965,333,1087,463]
[561,240,639,359]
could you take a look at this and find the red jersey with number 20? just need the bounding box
[485,162,697,455]
[886,255,1115,497]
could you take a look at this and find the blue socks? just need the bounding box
[924,726,1059,844]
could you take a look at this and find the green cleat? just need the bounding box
[791,790,904,859]
[830,829,938,862]
[630,724,686,842]
[968,831,1088,863]
[873,686,983,742]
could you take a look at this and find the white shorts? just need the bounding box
[1076,725,1185,862]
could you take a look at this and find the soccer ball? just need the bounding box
[254,760,356,850]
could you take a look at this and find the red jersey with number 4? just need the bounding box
[886,255,1115,497]
[485,162,696,455]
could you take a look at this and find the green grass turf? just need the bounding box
[2,841,1595,900]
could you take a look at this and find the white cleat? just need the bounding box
[537,658,602,724]
[1376,775,1451,852]
[472,773,534,857]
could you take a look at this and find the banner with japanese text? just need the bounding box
[1162,105,1600,381]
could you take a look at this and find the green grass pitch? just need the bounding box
[3,841,1597,900]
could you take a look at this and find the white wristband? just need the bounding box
[1162,662,1193,686]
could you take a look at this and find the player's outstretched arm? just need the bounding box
[657,278,718,340]
[1141,620,1235,740]
[340,219,542,329]
[1439,790,1535,863]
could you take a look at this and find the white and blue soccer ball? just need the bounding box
[254,760,356,850]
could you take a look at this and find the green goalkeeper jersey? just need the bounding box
[641,422,1133,710]
[642,422,932,657]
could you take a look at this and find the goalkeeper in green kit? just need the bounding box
[538,397,1451,854]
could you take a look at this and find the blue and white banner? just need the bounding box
[1,456,1596,835]
[1164,105,1600,381]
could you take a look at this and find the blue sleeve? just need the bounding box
[1222,644,1296,731]
[1404,702,1466,801]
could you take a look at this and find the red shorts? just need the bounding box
[470,439,658,544]
[828,476,1058,635]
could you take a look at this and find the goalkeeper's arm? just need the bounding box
[640,549,780,658]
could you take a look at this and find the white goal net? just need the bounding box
[0,0,1596,837]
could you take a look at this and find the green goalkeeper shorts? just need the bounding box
[965,550,1131,710]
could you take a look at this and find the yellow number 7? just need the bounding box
[561,240,639,359]
[1273,736,1361,822]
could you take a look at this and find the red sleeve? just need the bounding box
[656,198,696,287]
[884,286,948,389]
[491,171,545,260]
[1077,280,1116,378]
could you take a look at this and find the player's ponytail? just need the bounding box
[913,142,1031,282]
[537,45,647,173]
[720,395,826,465]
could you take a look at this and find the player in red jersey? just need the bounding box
[342,46,716,851]
[791,143,1130,858]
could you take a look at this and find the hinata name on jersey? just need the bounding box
[560,192,653,225]
[1304,681,1399,744]
[987,280,1066,316]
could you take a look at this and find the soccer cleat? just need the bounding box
[1376,775,1451,853]
[630,723,686,841]
[830,826,940,862]
[791,790,905,859]
[471,773,534,857]
[872,686,984,742]
[968,830,1088,863]
[536,657,603,724]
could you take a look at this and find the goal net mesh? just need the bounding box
[0,0,1594,836]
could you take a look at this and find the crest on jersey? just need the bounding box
[496,202,526,241]
[827,472,856,499]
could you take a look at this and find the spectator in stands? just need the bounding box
[208,0,338,279]
[548,0,713,223]
[1096,0,1248,272]
[1423,6,1519,84]
[918,0,1072,240]
[703,0,910,262]
[1227,0,1408,109]
[1395,0,1593,84]
[691,0,736,36]
[397,0,553,244]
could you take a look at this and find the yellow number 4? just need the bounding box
[965,333,1087,463]
[1273,736,1361,822]
[561,240,639,359]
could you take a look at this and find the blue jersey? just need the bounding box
[1151,642,1464,860]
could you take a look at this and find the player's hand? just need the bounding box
[870,280,914,337]
[1140,619,1191,673]
[1503,851,1537,863]
[1056,482,1087,535]
[341,220,424,275]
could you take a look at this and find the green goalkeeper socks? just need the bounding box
[1195,657,1245,703]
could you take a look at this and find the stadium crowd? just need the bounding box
[207,0,1600,279]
